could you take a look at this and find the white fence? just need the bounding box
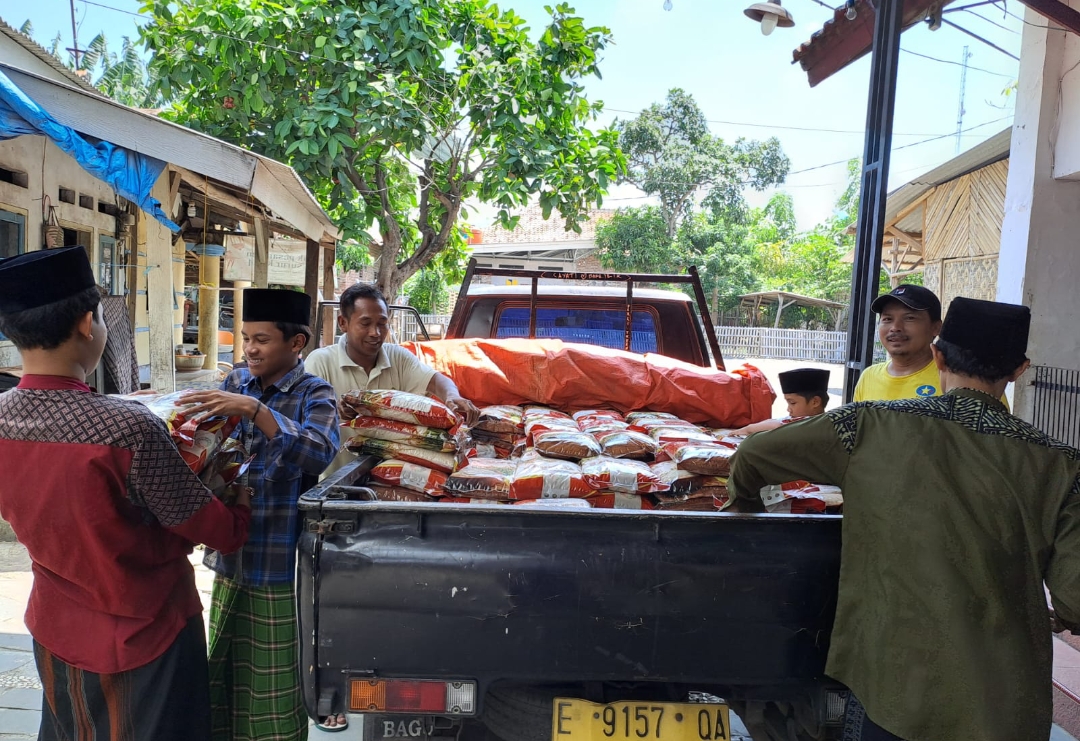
[714,327,848,363]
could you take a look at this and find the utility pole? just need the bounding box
[68,0,81,69]
[955,46,971,154]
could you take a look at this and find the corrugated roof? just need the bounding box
[2,62,338,243]
[0,17,104,97]
[884,127,1011,232]
[792,0,955,87]
[480,203,615,245]
[739,290,846,309]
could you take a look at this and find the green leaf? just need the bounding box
[315,35,327,48]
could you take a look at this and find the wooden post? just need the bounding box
[198,247,220,370]
[254,218,270,288]
[322,245,336,348]
[232,280,250,362]
[146,174,177,392]
[172,238,186,350]
[303,238,321,356]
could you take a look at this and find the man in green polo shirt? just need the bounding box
[730,297,1080,741]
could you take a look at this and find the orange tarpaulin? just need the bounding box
[401,338,775,428]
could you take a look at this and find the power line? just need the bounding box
[960,8,1020,35]
[901,48,1014,78]
[941,18,1020,60]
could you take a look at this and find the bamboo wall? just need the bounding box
[921,158,1008,313]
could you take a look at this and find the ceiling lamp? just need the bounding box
[743,0,795,36]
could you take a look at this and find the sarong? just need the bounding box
[208,575,307,741]
[36,614,210,741]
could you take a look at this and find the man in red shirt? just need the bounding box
[0,247,251,741]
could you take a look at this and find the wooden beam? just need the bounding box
[253,218,270,288]
[892,186,935,226]
[1016,0,1080,35]
[321,246,336,349]
[886,225,924,252]
[303,239,321,356]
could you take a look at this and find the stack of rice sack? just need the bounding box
[119,391,252,501]
[340,390,459,502]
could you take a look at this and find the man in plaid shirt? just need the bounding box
[185,289,339,741]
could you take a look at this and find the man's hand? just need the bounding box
[1052,609,1069,634]
[183,390,258,421]
[731,419,784,437]
[230,485,253,510]
[445,396,480,427]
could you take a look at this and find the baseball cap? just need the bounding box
[870,285,942,323]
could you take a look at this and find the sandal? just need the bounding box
[316,714,349,733]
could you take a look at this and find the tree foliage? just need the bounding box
[594,206,671,273]
[405,268,451,314]
[142,0,624,299]
[21,22,166,108]
[617,88,790,239]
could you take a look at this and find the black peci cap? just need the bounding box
[938,297,1030,370]
[0,247,96,314]
[871,284,942,323]
[242,288,312,326]
[779,368,831,395]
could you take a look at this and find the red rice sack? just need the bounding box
[588,493,655,510]
[648,425,718,446]
[341,416,453,452]
[581,457,666,494]
[347,438,457,473]
[534,430,602,461]
[199,438,253,496]
[629,417,701,434]
[650,460,726,494]
[340,389,457,429]
[509,456,593,500]
[368,484,437,503]
[578,419,630,437]
[596,430,656,460]
[475,405,525,434]
[760,481,842,514]
[370,460,448,496]
[625,411,679,424]
[524,415,579,441]
[444,459,518,499]
[572,409,625,423]
[669,444,737,476]
[652,490,720,511]
[123,392,241,474]
[512,499,593,510]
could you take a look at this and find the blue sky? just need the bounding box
[12,0,1023,230]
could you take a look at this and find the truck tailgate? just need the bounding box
[298,489,841,716]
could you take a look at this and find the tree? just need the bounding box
[594,206,672,273]
[617,88,790,239]
[20,22,168,108]
[676,211,758,317]
[405,268,450,314]
[142,0,624,299]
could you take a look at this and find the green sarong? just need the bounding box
[208,575,308,741]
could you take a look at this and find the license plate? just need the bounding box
[552,699,731,741]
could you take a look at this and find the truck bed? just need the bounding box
[297,460,843,720]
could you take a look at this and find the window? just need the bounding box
[0,209,25,259]
[494,307,659,354]
[99,234,124,295]
[0,167,28,188]
[58,187,75,204]
[62,226,92,249]
[79,194,94,210]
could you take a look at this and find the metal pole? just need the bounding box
[843,0,905,403]
[69,0,81,69]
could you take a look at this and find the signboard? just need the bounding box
[223,235,254,282]
[269,239,307,286]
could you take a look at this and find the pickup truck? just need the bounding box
[297,265,846,741]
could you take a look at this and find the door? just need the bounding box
[0,209,25,259]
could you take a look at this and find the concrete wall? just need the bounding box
[998,6,1080,423]
[0,135,127,364]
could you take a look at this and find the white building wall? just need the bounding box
[998,4,1080,423]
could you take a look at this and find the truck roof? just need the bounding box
[465,285,693,302]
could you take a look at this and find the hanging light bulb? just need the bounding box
[743,1,794,35]
[845,0,858,21]
[663,0,673,10]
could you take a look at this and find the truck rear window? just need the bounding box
[494,307,659,354]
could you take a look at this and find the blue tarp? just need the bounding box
[0,69,179,232]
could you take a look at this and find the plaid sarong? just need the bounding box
[208,576,308,741]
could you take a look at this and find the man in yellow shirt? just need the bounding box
[853,285,944,401]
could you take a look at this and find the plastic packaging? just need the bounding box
[475,405,525,434]
[346,438,457,473]
[760,481,843,514]
[533,430,602,461]
[340,389,457,429]
[341,416,453,451]
[370,460,449,496]
[444,459,518,499]
[670,444,737,476]
[596,429,657,460]
[509,456,593,500]
[581,456,666,494]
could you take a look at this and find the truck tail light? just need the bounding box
[349,679,477,715]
